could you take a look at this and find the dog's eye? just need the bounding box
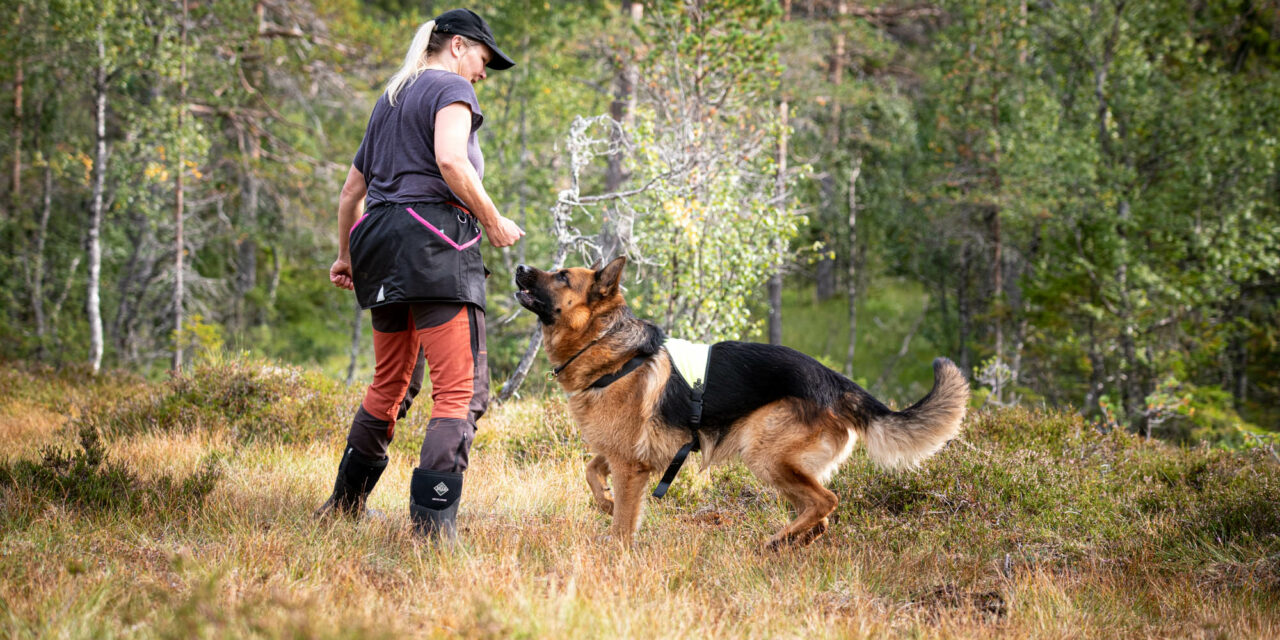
[556,271,569,284]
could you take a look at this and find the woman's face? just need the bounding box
[453,37,492,84]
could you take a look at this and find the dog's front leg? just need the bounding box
[605,457,652,547]
[584,454,613,515]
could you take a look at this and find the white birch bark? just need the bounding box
[88,26,108,374]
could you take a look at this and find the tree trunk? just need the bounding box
[498,202,576,402]
[1009,224,1040,389]
[1235,334,1248,405]
[988,17,1005,391]
[172,0,188,372]
[110,209,146,363]
[768,100,789,346]
[88,28,108,375]
[499,117,598,401]
[815,1,847,302]
[1116,223,1144,435]
[844,156,862,377]
[957,244,971,373]
[267,243,281,306]
[990,205,1003,401]
[346,298,361,386]
[598,1,643,262]
[236,139,260,329]
[33,163,51,360]
[499,326,543,403]
[10,4,24,217]
[1083,317,1106,418]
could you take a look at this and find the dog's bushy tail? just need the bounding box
[845,358,969,470]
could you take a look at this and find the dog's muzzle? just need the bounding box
[513,265,537,309]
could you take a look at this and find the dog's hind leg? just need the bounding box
[761,462,838,551]
[605,456,652,547]
[585,454,613,515]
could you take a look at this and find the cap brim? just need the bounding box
[481,39,515,70]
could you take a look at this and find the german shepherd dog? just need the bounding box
[514,257,969,549]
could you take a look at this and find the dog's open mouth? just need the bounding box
[513,266,539,310]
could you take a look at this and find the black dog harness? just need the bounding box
[559,338,708,499]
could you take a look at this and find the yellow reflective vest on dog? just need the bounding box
[666,338,710,391]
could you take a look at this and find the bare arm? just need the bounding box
[330,165,366,290]
[435,103,524,247]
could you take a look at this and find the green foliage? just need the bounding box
[1147,380,1265,447]
[620,0,798,342]
[1,0,1277,439]
[0,423,221,517]
[80,356,359,444]
[826,405,1280,566]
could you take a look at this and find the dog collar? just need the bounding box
[546,326,623,381]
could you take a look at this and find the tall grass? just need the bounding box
[0,358,1276,638]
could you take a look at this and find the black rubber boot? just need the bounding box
[314,446,388,520]
[409,468,463,541]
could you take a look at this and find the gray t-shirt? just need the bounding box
[353,70,484,207]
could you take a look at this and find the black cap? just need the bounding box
[434,8,515,71]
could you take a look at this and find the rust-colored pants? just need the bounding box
[346,302,488,472]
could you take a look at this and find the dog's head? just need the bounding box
[514,256,627,332]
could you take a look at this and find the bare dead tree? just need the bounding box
[497,116,624,402]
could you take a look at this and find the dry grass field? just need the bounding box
[1,359,1277,639]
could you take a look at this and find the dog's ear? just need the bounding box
[589,258,602,271]
[593,255,627,299]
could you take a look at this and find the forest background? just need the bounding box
[1,0,1278,445]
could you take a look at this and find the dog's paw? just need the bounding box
[595,533,640,551]
[594,497,614,516]
[763,533,799,553]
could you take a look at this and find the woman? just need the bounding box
[319,8,524,540]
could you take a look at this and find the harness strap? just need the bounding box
[652,436,699,499]
[588,354,649,389]
[652,377,705,499]
[573,338,709,499]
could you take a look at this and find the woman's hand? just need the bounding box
[485,215,525,248]
[330,257,355,290]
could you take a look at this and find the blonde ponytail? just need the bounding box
[384,20,437,106]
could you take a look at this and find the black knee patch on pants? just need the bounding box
[418,417,475,472]
[348,405,393,459]
[410,468,463,510]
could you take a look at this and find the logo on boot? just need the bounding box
[434,482,449,496]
